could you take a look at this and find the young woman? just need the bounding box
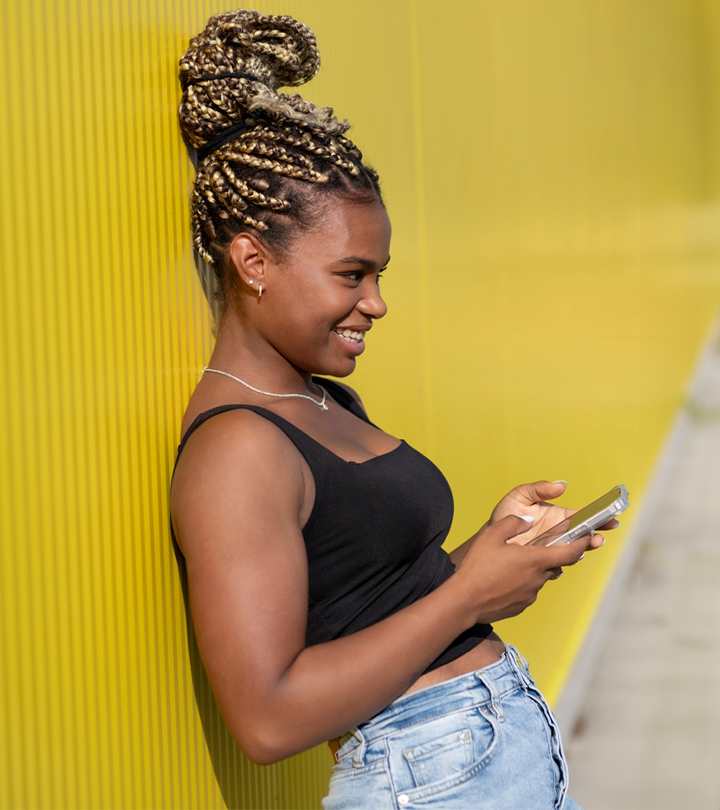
[171,11,611,809]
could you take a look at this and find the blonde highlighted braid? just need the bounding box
[178,10,382,304]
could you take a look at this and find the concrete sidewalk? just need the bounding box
[564,326,720,810]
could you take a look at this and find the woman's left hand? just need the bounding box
[489,480,618,548]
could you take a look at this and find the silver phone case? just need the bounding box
[539,484,629,546]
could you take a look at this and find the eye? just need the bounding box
[340,265,387,284]
[343,271,364,283]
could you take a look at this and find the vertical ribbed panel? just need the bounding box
[1,0,333,806]
[1,1,719,808]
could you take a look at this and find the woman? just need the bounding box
[171,11,611,809]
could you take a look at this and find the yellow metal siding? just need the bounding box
[1,1,719,807]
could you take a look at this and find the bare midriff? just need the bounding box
[327,633,506,757]
[399,631,506,697]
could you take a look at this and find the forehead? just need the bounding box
[290,198,391,262]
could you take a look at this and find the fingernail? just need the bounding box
[552,480,568,486]
[519,515,535,523]
[615,520,621,527]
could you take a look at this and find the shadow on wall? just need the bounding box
[172,540,333,809]
[172,541,251,809]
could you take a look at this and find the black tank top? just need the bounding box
[174,379,492,672]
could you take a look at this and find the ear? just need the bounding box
[228,232,272,290]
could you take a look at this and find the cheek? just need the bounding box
[261,293,334,353]
[263,271,357,344]
[281,283,349,329]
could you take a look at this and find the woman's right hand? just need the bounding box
[454,515,594,623]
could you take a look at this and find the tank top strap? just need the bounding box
[176,403,320,464]
[176,377,372,461]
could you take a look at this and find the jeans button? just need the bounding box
[460,730,471,741]
[398,794,409,805]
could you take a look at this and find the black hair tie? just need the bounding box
[185,72,263,163]
[196,120,253,163]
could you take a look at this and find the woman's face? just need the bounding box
[248,197,391,378]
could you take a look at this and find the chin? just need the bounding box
[311,355,356,378]
[323,361,356,378]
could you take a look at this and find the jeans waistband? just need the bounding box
[336,644,533,756]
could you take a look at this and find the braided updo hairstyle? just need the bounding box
[178,10,383,306]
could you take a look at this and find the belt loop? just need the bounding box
[476,668,505,722]
[351,728,366,768]
[506,644,531,688]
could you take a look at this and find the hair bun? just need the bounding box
[181,10,320,93]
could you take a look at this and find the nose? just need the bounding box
[357,280,387,320]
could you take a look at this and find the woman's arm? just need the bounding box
[171,411,595,764]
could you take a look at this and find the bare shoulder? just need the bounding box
[170,408,307,559]
[175,406,299,468]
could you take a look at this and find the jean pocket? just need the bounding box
[403,724,473,787]
[390,705,500,799]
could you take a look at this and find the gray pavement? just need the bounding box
[564,325,720,810]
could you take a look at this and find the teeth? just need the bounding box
[336,329,364,342]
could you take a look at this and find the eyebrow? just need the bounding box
[336,255,391,268]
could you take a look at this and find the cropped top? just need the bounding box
[175,378,492,673]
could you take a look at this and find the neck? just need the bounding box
[208,309,316,395]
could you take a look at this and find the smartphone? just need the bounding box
[528,485,629,546]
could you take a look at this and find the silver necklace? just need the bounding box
[203,367,329,410]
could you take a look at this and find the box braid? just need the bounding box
[178,10,383,305]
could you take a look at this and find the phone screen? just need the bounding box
[532,486,622,545]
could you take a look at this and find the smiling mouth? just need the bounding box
[334,329,365,343]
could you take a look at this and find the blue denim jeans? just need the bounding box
[322,645,583,810]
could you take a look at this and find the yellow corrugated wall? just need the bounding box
[1,1,718,807]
